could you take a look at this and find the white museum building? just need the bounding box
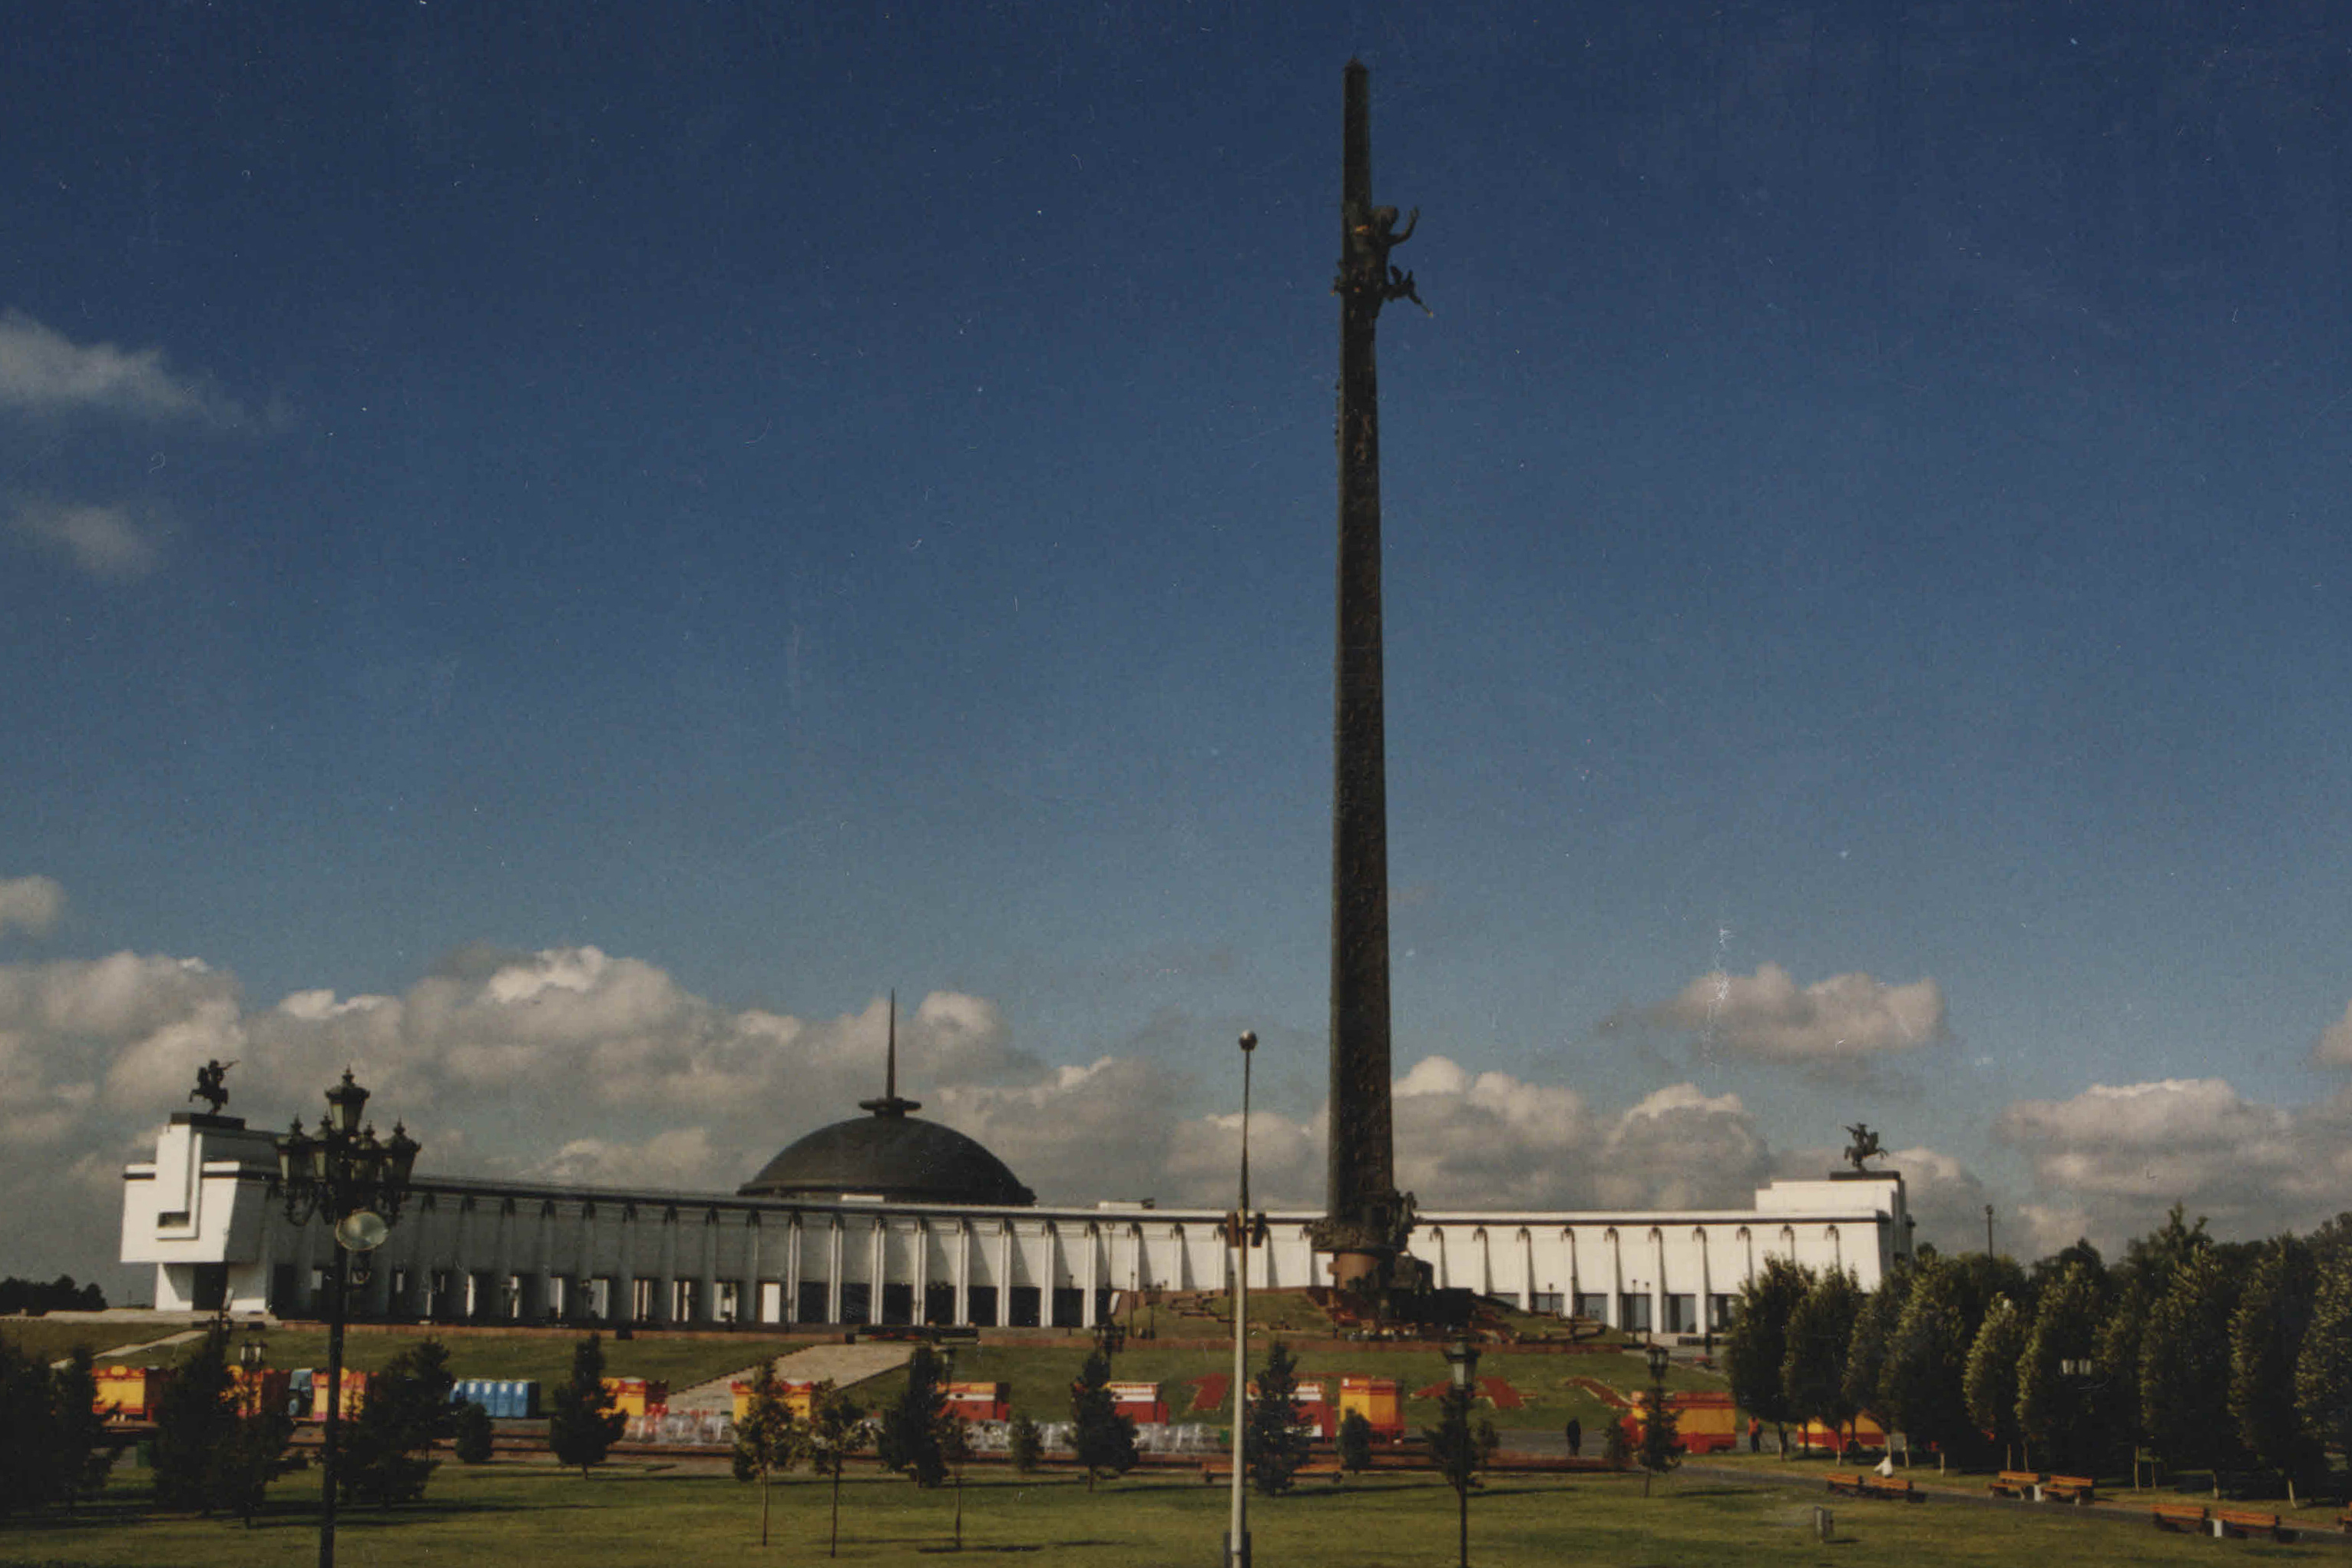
[122,1067,1914,1335]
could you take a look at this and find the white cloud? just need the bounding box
[1992,1077,2352,1252]
[0,875,64,938]
[1652,962,1946,1063]
[533,1127,727,1192]
[2314,999,2352,1068]
[0,310,242,423]
[8,499,167,578]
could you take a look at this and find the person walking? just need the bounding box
[1565,1417,1582,1458]
[1748,1416,1762,1454]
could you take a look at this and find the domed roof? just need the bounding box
[736,1111,1035,1207]
[736,990,1036,1208]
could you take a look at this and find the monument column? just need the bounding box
[1312,59,1426,1289]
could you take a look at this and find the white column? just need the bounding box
[826,1219,844,1324]
[912,1218,930,1325]
[954,1219,971,1327]
[1651,1228,1667,1336]
[994,1222,1012,1326]
[784,1216,803,1324]
[746,1214,764,1323]
[1520,1229,1535,1311]
[1080,1224,1099,1328]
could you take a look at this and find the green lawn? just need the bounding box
[243,1328,809,1388]
[2,1457,2330,1567]
[0,1322,194,1368]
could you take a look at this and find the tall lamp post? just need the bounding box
[1441,1331,1481,1568]
[1644,1341,1672,1496]
[1227,1030,1258,1568]
[278,1069,420,1568]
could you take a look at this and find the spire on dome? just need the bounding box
[858,988,921,1118]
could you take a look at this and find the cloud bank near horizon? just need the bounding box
[10,877,2340,1288]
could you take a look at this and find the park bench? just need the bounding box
[1199,1459,1344,1486]
[1861,1474,1920,1503]
[2212,1507,2291,1542]
[1824,1472,1866,1497]
[1988,1470,2043,1499]
[2151,1503,2208,1533]
[2041,1474,2096,1504]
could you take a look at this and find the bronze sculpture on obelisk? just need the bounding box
[1309,60,1425,1291]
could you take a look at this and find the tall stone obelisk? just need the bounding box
[1311,60,1424,1290]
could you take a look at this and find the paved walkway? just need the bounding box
[49,1326,210,1371]
[667,1341,913,1413]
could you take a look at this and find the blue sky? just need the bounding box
[8,5,2352,1290]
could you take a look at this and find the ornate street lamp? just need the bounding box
[1226,1029,1258,1568]
[1441,1331,1482,1568]
[238,1328,268,1418]
[279,1068,420,1568]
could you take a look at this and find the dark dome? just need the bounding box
[737,1111,1036,1207]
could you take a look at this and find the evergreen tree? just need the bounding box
[2230,1236,2319,1502]
[806,1380,868,1560]
[2140,1241,2240,1482]
[2016,1262,2106,1473]
[1781,1269,1862,1452]
[2297,1244,2352,1491]
[1599,1414,1633,1470]
[879,1345,949,1487]
[0,1335,60,1517]
[1636,1385,1682,1494]
[49,1348,113,1510]
[1725,1256,1810,1453]
[1424,1382,1494,1515]
[452,1399,495,1465]
[212,1398,296,1526]
[547,1333,626,1476]
[151,1323,238,1513]
[1337,1410,1374,1474]
[342,1337,456,1505]
[1070,1347,1139,1490]
[730,1361,804,1546]
[1881,1256,1970,1468]
[1242,1339,1309,1496]
[1963,1296,2028,1469]
[1007,1411,1044,1475]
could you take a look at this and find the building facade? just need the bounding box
[123,1108,1912,1334]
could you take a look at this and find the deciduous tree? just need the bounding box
[2297,1245,2352,1488]
[2016,1262,2106,1474]
[806,1379,868,1558]
[1781,1269,1861,1453]
[2229,1236,2318,1503]
[1725,1256,1810,1454]
[731,1361,804,1545]
[1963,1296,2027,1469]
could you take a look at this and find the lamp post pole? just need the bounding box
[1645,1341,1671,1498]
[1441,1331,1480,1568]
[278,1069,420,1568]
[1228,1030,1257,1568]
